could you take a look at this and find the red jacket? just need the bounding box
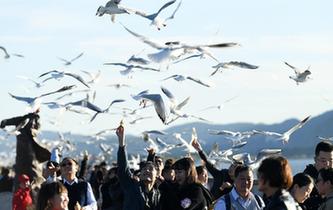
[12,187,32,210]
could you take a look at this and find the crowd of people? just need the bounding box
[0,114,333,210]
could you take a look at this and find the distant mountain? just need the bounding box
[1,110,333,166]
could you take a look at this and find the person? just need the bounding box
[36,181,69,210]
[192,139,239,200]
[161,159,175,183]
[196,165,209,188]
[0,111,51,191]
[303,141,333,210]
[116,122,161,210]
[214,165,264,210]
[257,156,301,210]
[160,157,212,210]
[12,174,33,210]
[98,167,123,210]
[316,168,333,210]
[289,173,314,209]
[60,157,97,210]
[0,167,14,209]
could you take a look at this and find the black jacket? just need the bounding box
[198,150,233,200]
[303,164,325,210]
[264,189,301,210]
[117,146,160,210]
[100,178,124,210]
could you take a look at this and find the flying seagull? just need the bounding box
[162,74,214,88]
[57,52,84,66]
[104,62,160,75]
[133,0,179,30]
[253,115,311,144]
[0,46,24,59]
[211,61,259,76]
[96,0,133,22]
[39,70,90,88]
[138,93,168,124]
[284,61,311,85]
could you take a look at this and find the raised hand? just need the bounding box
[191,138,202,152]
[116,120,125,147]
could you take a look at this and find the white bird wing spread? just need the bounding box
[284,61,300,75]
[227,61,259,69]
[283,116,310,137]
[70,52,84,62]
[165,0,182,21]
[121,25,165,49]
[186,76,212,87]
[175,96,190,110]
[140,94,167,123]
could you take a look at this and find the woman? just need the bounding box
[12,174,33,210]
[289,173,314,209]
[36,181,69,210]
[161,157,212,210]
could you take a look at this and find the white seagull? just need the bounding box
[57,52,84,66]
[133,0,180,30]
[96,0,133,22]
[162,74,214,88]
[253,115,311,144]
[138,93,168,124]
[211,61,259,76]
[284,62,311,85]
[104,62,160,75]
[39,70,90,88]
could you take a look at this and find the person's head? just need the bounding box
[233,165,254,198]
[228,161,243,181]
[316,168,333,196]
[1,167,10,176]
[314,141,333,171]
[106,167,118,181]
[154,156,164,176]
[139,161,157,183]
[162,165,175,182]
[173,157,197,186]
[257,156,293,196]
[18,174,30,189]
[36,181,69,210]
[196,165,208,185]
[289,173,314,203]
[60,157,79,179]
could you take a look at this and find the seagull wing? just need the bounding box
[175,96,190,111]
[284,61,300,75]
[283,116,311,137]
[155,0,176,17]
[227,61,259,69]
[69,52,84,63]
[63,72,90,88]
[39,85,76,98]
[165,0,182,21]
[161,74,178,81]
[38,70,60,78]
[121,24,165,49]
[105,99,126,112]
[186,76,212,87]
[0,46,10,58]
[8,93,36,104]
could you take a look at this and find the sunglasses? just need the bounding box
[61,162,73,167]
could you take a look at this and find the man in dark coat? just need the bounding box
[0,112,51,191]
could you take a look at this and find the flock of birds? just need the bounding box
[0,0,325,169]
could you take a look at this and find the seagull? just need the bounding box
[199,96,238,111]
[104,62,160,75]
[92,128,117,140]
[39,70,90,88]
[138,93,168,124]
[154,137,184,155]
[284,62,311,85]
[133,0,179,30]
[81,70,101,85]
[66,98,125,122]
[162,74,214,88]
[122,24,239,64]
[253,115,311,144]
[232,148,282,170]
[0,46,24,59]
[9,85,76,106]
[129,116,153,124]
[131,90,150,101]
[107,83,132,89]
[211,61,259,76]
[57,52,84,66]
[173,133,196,154]
[317,136,333,141]
[208,129,257,144]
[142,130,167,136]
[16,75,43,88]
[55,89,91,101]
[96,0,133,22]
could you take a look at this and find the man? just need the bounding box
[214,165,264,210]
[303,141,333,210]
[316,168,333,210]
[60,157,97,210]
[116,123,160,210]
[0,112,51,191]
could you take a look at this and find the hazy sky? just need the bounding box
[1,0,332,137]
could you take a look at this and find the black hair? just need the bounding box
[318,168,333,185]
[196,165,206,176]
[290,173,314,190]
[315,141,333,157]
[234,165,251,178]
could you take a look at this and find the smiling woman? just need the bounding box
[36,181,69,210]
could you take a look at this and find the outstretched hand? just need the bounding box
[191,138,202,152]
[116,121,125,147]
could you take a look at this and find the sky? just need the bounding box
[0,0,333,137]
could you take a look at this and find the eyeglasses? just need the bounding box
[61,162,73,167]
